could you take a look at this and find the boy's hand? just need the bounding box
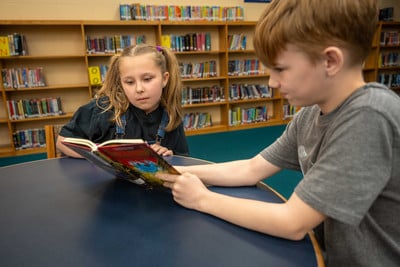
[157,172,209,211]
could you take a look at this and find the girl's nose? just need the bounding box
[135,83,144,93]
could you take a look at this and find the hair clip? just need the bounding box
[156,45,163,52]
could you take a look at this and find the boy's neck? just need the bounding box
[319,66,365,114]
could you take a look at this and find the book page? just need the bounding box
[62,137,97,151]
[98,138,144,147]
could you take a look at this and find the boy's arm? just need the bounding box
[199,190,326,240]
[161,169,326,240]
[174,154,281,186]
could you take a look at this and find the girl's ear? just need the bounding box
[323,46,344,76]
[162,72,170,87]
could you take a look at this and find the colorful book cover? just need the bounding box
[161,35,171,48]
[0,36,10,57]
[88,66,102,85]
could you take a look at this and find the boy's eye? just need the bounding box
[273,67,284,72]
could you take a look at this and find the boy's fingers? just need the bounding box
[156,173,175,182]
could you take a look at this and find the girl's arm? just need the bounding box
[56,135,84,158]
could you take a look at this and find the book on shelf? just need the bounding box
[7,97,63,120]
[61,138,180,190]
[88,66,102,85]
[161,35,171,49]
[0,36,11,57]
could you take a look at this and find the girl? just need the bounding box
[57,44,189,157]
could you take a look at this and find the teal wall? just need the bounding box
[0,125,302,199]
[0,153,46,167]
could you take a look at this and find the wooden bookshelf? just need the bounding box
[1,19,391,157]
[371,21,400,94]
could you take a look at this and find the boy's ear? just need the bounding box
[323,47,343,76]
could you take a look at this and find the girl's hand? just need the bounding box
[150,143,173,156]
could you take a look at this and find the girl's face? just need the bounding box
[268,44,329,110]
[119,53,169,114]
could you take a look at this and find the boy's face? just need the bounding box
[119,53,169,114]
[268,44,328,108]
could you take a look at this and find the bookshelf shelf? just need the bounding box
[1,19,388,157]
[372,21,400,93]
[4,83,88,92]
[9,113,73,123]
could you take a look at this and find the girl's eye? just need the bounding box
[125,81,134,85]
[144,77,153,82]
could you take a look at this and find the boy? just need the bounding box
[158,0,400,266]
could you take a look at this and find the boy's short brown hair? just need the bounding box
[253,0,378,67]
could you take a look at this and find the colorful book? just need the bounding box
[0,36,10,57]
[88,66,102,85]
[61,138,180,189]
[161,35,171,48]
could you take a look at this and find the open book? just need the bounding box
[61,137,180,189]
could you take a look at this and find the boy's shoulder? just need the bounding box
[344,83,400,124]
[357,83,400,108]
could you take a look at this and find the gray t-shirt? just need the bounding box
[260,83,400,266]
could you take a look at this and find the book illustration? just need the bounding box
[61,138,180,189]
[97,143,180,189]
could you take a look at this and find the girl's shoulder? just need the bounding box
[76,96,111,115]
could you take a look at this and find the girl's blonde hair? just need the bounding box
[95,44,183,131]
[253,0,378,67]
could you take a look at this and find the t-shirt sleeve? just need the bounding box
[260,111,302,171]
[295,108,393,226]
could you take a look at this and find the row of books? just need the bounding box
[7,97,63,120]
[228,59,266,76]
[161,33,211,52]
[0,33,28,57]
[229,83,272,100]
[13,128,46,150]
[283,104,301,119]
[183,112,212,130]
[380,31,400,46]
[228,34,247,51]
[2,67,46,89]
[182,85,225,105]
[86,35,146,54]
[88,65,108,86]
[179,60,217,79]
[120,4,244,22]
[379,52,400,67]
[229,105,268,126]
[378,72,400,89]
